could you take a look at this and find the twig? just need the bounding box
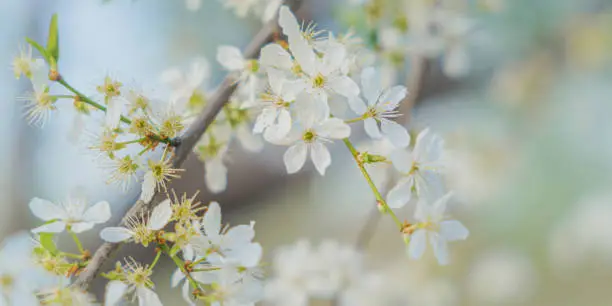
[72,0,303,289]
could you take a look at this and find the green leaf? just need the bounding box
[46,14,59,62]
[39,232,58,255]
[25,37,50,62]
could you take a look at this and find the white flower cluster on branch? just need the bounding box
[7,0,481,304]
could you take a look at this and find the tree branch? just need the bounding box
[72,0,303,289]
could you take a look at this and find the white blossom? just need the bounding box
[348,67,410,148]
[104,258,162,306]
[386,128,445,208]
[100,199,172,246]
[190,202,262,267]
[265,240,364,306]
[278,94,351,175]
[406,192,469,265]
[29,195,111,234]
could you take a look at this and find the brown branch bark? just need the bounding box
[72,0,303,289]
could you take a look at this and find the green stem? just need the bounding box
[191,267,220,272]
[68,229,85,254]
[149,250,163,269]
[117,138,145,146]
[343,138,403,229]
[159,244,201,293]
[52,94,75,99]
[344,116,365,124]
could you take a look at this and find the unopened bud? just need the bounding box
[48,70,61,81]
[362,152,387,164]
[377,201,387,213]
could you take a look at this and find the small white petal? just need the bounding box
[254,108,277,134]
[105,281,128,306]
[205,159,228,194]
[203,201,222,237]
[237,124,263,152]
[278,6,301,42]
[137,287,163,306]
[328,76,360,98]
[431,192,454,221]
[148,199,172,230]
[386,178,413,208]
[288,36,316,76]
[29,198,65,221]
[171,268,185,288]
[70,222,95,233]
[364,118,382,139]
[439,220,469,241]
[31,221,66,234]
[188,57,210,89]
[230,243,262,268]
[379,85,407,110]
[181,281,196,306]
[140,171,156,203]
[105,98,124,129]
[82,201,112,224]
[347,96,367,115]
[389,149,414,173]
[260,45,293,71]
[310,142,331,175]
[320,43,346,75]
[381,120,410,148]
[224,224,255,247]
[217,45,245,71]
[408,230,427,260]
[318,118,351,139]
[284,142,308,174]
[430,232,450,265]
[100,227,133,242]
[361,67,383,104]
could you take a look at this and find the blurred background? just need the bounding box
[2,0,612,305]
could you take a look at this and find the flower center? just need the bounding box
[302,130,316,143]
[313,74,326,88]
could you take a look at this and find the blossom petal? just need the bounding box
[278,5,301,43]
[70,222,95,233]
[205,159,228,194]
[148,199,172,230]
[381,120,410,148]
[284,142,308,174]
[105,281,128,306]
[29,198,65,221]
[431,192,453,221]
[82,201,111,224]
[361,67,383,104]
[310,142,331,175]
[105,98,124,129]
[217,45,245,71]
[140,171,156,203]
[203,201,222,238]
[328,76,360,98]
[389,149,414,173]
[100,227,133,242]
[379,85,407,110]
[386,178,413,208]
[320,43,346,75]
[230,242,263,268]
[224,224,256,250]
[443,44,469,78]
[364,118,382,139]
[181,281,196,306]
[440,220,469,241]
[188,57,210,89]
[430,232,450,265]
[237,124,263,152]
[347,96,367,115]
[260,45,293,71]
[171,268,185,288]
[137,287,163,306]
[254,107,277,134]
[31,221,66,234]
[408,230,427,260]
[318,118,351,139]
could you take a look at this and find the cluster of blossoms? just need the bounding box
[17,191,262,305]
[7,0,477,304]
